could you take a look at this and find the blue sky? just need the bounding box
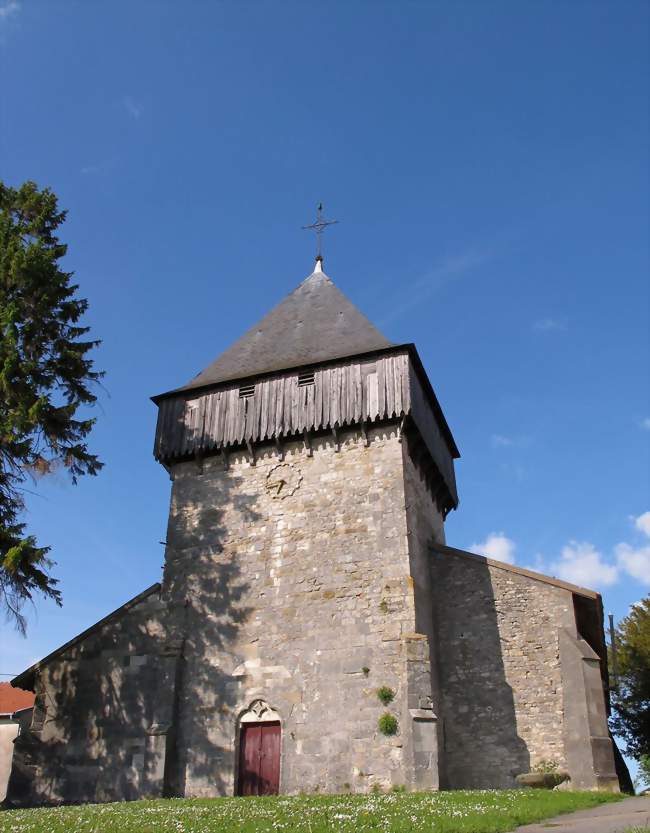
[1,0,648,780]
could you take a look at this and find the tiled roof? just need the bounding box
[0,682,34,715]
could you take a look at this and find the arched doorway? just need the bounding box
[236,700,281,796]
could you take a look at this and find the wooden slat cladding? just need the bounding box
[408,362,458,504]
[154,351,458,506]
[155,354,407,458]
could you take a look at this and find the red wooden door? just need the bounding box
[237,722,281,796]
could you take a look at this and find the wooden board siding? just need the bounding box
[154,351,458,506]
[155,354,409,457]
[408,360,458,504]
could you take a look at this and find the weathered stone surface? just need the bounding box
[6,424,622,802]
[6,589,174,805]
[430,548,614,790]
[162,426,435,796]
[516,771,570,789]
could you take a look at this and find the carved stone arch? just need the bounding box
[239,699,281,724]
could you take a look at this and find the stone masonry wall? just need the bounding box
[0,722,19,801]
[7,589,174,806]
[163,425,432,796]
[432,551,576,789]
[400,442,446,789]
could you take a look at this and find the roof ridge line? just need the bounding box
[12,583,162,690]
[430,543,599,599]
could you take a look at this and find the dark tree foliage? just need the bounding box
[0,181,103,632]
[639,754,650,790]
[610,595,650,761]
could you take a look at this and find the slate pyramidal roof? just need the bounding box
[180,262,393,391]
[153,260,459,458]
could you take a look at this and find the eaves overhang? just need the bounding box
[151,343,460,460]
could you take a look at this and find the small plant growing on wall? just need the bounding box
[376,686,395,705]
[362,666,370,676]
[378,713,399,736]
[533,759,560,774]
[379,599,389,613]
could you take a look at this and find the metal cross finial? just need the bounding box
[302,202,339,263]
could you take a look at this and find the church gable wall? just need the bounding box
[431,550,575,789]
[162,425,428,796]
[7,590,178,806]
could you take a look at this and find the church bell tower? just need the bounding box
[152,255,460,796]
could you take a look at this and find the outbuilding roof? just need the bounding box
[0,682,34,716]
[174,264,393,394]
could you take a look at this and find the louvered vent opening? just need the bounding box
[298,372,315,387]
[238,384,255,398]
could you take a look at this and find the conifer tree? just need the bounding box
[610,595,650,762]
[0,181,103,631]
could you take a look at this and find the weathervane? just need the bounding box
[302,203,338,262]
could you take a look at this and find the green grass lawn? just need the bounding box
[0,789,624,833]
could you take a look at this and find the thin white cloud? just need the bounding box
[499,461,527,481]
[635,511,650,537]
[80,158,116,176]
[469,532,516,564]
[549,541,618,588]
[0,1,20,21]
[380,249,491,324]
[123,95,142,119]
[615,543,650,586]
[641,418,650,431]
[533,318,567,332]
[525,553,547,573]
[491,434,531,450]
[466,514,649,592]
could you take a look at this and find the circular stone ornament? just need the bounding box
[265,462,303,499]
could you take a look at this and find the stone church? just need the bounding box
[7,257,625,805]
